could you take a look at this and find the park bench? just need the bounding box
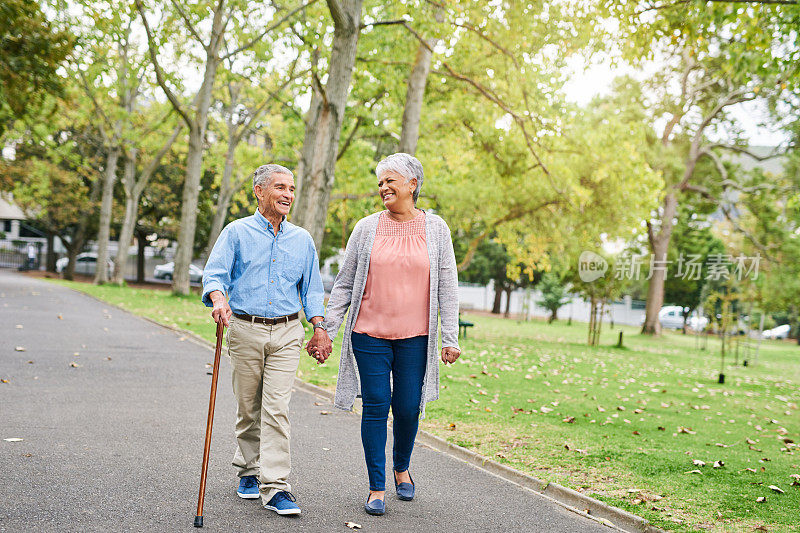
[459,318,474,339]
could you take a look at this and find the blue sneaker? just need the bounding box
[264,491,301,515]
[237,475,260,499]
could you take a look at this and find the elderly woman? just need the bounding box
[310,152,461,516]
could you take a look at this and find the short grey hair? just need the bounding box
[375,153,424,203]
[252,163,293,192]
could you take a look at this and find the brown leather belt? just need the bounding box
[233,312,300,325]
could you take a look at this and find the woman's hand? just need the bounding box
[440,346,461,365]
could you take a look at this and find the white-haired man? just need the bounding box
[202,163,332,515]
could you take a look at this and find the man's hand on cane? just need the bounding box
[209,290,232,327]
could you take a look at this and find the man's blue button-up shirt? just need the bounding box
[201,210,325,319]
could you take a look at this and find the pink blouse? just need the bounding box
[353,211,430,339]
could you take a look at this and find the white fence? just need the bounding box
[458,281,646,327]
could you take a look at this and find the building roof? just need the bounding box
[0,193,26,220]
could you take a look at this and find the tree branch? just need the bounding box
[222,0,319,59]
[135,0,193,128]
[336,116,362,160]
[170,0,206,48]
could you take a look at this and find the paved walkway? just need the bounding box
[0,270,610,532]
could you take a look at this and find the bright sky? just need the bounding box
[562,57,788,147]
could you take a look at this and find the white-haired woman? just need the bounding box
[308,152,461,516]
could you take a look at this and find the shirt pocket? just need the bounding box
[280,251,304,285]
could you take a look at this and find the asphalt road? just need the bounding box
[0,269,611,532]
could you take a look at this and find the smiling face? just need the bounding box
[378,170,416,211]
[255,172,295,222]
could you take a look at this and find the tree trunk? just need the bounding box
[93,147,121,284]
[398,37,435,155]
[136,227,146,283]
[491,282,503,314]
[292,0,363,249]
[172,124,206,295]
[588,296,596,345]
[203,137,238,260]
[112,150,138,285]
[641,192,678,335]
[548,309,557,324]
[45,231,56,272]
[503,288,512,318]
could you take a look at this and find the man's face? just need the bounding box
[255,173,295,219]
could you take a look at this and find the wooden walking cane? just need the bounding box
[194,320,225,528]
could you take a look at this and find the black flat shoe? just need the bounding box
[394,471,415,501]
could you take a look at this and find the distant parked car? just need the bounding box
[762,324,790,339]
[56,253,114,276]
[154,262,203,283]
[656,305,708,331]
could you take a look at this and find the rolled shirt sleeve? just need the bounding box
[202,225,235,307]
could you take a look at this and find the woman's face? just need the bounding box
[378,170,416,210]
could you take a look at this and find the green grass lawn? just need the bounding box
[50,279,799,532]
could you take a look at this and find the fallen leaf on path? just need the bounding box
[15,346,25,352]
[58,314,63,319]
[15,324,22,329]
[0,379,8,383]
[3,438,23,442]
[27,361,33,364]
[323,448,330,451]
[319,411,330,415]
[314,402,324,406]
[768,485,784,494]
[345,521,362,529]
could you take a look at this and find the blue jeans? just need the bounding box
[351,332,427,491]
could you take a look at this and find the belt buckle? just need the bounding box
[250,315,256,325]
[283,314,289,325]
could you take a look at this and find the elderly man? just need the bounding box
[202,163,332,515]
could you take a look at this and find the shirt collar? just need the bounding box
[254,209,286,235]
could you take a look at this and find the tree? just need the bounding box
[136,0,313,294]
[292,0,364,248]
[538,272,571,324]
[0,0,73,136]
[605,1,797,334]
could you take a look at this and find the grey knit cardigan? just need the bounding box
[323,211,460,416]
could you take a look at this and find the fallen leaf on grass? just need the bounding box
[753,526,767,532]
[744,468,757,473]
[3,438,23,442]
[768,485,784,494]
[790,474,800,486]
[713,461,725,468]
[678,427,696,435]
[750,445,763,452]
[15,346,25,352]
[657,426,665,431]
[756,496,767,503]
[617,406,626,411]
[632,431,640,435]
[447,423,456,431]
[562,416,575,423]
[693,459,706,467]
[345,522,362,529]
[747,438,757,445]
[684,469,702,474]
[540,406,553,413]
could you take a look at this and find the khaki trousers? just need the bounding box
[227,315,304,503]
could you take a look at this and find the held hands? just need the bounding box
[441,346,461,365]
[306,326,332,364]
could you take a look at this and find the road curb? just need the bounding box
[59,282,665,533]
